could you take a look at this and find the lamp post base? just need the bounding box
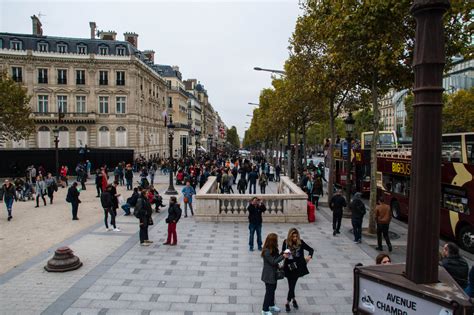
[165,187,178,195]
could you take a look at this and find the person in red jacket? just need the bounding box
[101,167,108,192]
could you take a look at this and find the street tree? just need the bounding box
[226,126,240,149]
[0,71,35,142]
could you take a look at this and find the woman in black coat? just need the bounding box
[163,196,181,246]
[261,233,289,315]
[281,228,314,312]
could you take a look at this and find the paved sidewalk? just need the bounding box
[0,175,376,315]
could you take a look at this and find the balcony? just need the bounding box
[33,112,96,124]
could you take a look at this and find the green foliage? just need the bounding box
[406,88,474,135]
[226,126,240,149]
[0,71,34,142]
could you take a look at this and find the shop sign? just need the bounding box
[357,278,454,315]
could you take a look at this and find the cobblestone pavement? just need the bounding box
[0,175,375,315]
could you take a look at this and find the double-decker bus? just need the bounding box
[377,132,474,252]
[334,131,398,194]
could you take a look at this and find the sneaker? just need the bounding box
[333,231,336,236]
[353,240,359,243]
[113,228,121,232]
[140,242,151,246]
[388,245,393,252]
[262,311,272,315]
[357,240,362,244]
[269,305,281,312]
[144,240,154,243]
[336,231,341,234]
[7,216,12,221]
[285,304,291,312]
[249,247,254,252]
[375,246,383,251]
[163,242,171,245]
[106,228,111,232]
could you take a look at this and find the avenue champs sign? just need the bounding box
[357,278,454,315]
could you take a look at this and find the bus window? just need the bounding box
[466,135,474,165]
[379,133,396,147]
[442,135,462,163]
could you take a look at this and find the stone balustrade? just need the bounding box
[194,176,308,223]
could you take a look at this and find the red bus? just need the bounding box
[377,132,474,252]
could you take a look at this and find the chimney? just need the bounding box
[99,30,117,40]
[31,15,43,36]
[143,50,155,63]
[89,22,96,39]
[124,32,138,48]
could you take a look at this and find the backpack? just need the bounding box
[133,197,143,218]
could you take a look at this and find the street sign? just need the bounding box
[342,141,349,158]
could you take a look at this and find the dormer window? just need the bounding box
[77,45,87,54]
[10,40,22,50]
[38,42,48,52]
[99,46,108,55]
[57,44,67,53]
[116,47,125,56]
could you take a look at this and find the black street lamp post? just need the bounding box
[53,127,60,180]
[165,119,178,195]
[343,112,355,217]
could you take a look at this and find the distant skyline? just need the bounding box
[0,0,301,140]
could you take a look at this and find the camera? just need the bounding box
[288,262,298,271]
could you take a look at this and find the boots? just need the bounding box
[7,210,12,221]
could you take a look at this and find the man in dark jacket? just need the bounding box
[125,165,134,190]
[329,189,347,236]
[95,170,103,197]
[163,196,182,246]
[135,189,153,246]
[350,192,366,243]
[0,179,17,221]
[441,242,469,288]
[66,182,81,220]
[100,185,119,231]
[248,168,258,194]
[247,197,266,251]
[237,177,248,194]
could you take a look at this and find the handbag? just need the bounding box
[183,197,189,204]
[148,217,154,225]
[276,267,285,280]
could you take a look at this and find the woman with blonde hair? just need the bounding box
[281,228,314,312]
[261,233,289,315]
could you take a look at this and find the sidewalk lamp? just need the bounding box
[343,112,355,217]
[165,118,178,195]
[53,127,60,180]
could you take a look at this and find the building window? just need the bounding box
[38,126,51,148]
[99,46,108,55]
[116,47,125,56]
[58,126,69,148]
[11,67,22,82]
[57,69,67,84]
[57,95,68,113]
[38,95,49,113]
[116,96,126,114]
[76,126,88,147]
[116,71,125,86]
[76,96,86,113]
[99,71,108,85]
[168,97,173,109]
[10,40,22,50]
[76,70,85,85]
[38,68,48,84]
[98,126,110,147]
[38,42,48,52]
[57,44,67,53]
[99,96,109,114]
[116,126,127,147]
[77,45,87,54]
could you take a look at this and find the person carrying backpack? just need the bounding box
[134,189,153,246]
[163,196,182,246]
[101,185,120,232]
[349,192,366,243]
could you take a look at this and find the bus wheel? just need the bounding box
[458,226,474,253]
[391,200,401,220]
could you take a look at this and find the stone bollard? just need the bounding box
[44,246,83,272]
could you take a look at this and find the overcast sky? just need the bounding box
[0,0,301,140]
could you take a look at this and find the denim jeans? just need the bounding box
[4,197,14,210]
[249,223,262,250]
[352,218,363,241]
[248,182,256,194]
[126,179,132,190]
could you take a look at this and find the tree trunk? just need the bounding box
[368,73,380,234]
[303,124,307,167]
[327,106,336,201]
